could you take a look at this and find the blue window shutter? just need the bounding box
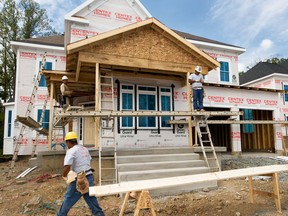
[37,109,50,130]
[8,110,12,137]
[284,85,288,102]
[38,61,52,87]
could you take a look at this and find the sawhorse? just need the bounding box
[120,191,156,216]
[248,173,281,213]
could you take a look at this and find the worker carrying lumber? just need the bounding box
[60,75,72,108]
[57,131,105,216]
[188,66,205,111]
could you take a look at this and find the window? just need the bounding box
[220,61,229,82]
[37,109,50,130]
[284,84,288,102]
[160,88,172,128]
[39,61,52,87]
[7,110,12,137]
[121,85,134,128]
[138,86,157,128]
[243,109,254,133]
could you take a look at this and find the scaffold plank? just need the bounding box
[168,120,288,125]
[55,110,242,118]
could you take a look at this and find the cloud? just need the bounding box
[260,39,273,50]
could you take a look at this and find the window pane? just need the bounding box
[38,109,50,130]
[161,96,171,127]
[39,75,47,87]
[122,93,133,127]
[139,94,156,127]
[122,85,133,90]
[8,110,12,137]
[284,85,288,102]
[220,61,229,82]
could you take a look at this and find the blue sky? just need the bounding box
[35,0,288,72]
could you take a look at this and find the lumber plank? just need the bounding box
[89,165,288,197]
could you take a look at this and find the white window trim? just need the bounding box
[120,84,135,129]
[217,58,231,83]
[137,85,158,129]
[159,87,172,129]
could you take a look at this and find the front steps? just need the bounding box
[117,147,218,196]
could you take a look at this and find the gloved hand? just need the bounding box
[66,170,77,184]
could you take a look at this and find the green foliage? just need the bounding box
[0,0,59,103]
[264,57,288,64]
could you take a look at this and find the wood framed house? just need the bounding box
[4,0,288,158]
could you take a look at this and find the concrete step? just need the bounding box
[117,160,206,172]
[117,153,200,164]
[118,166,209,182]
[117,147,194,156]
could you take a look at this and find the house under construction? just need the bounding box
[5,0,288,192]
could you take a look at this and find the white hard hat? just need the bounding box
[195,66,202,73]
[62,75,68,80]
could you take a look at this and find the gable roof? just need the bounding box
[240,61,288,85]
[174,30,244,50]
[67,18,219,71]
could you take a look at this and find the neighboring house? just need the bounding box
[3,0,287,156]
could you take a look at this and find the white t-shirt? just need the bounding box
[64,145,92,174]
[189,73,204,89]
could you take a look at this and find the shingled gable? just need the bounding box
[240,61,288,85]
[66,17,220,75]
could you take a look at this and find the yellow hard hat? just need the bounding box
[65,131,78,141]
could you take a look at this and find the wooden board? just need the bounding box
[89,164,288,197]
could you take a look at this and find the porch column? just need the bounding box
[48,82,54,150]
[186,72,193,147]
[95,63,100,149]
[231,107,241,155]
[273,109,283,155]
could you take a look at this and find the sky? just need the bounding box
[34,0,288,72]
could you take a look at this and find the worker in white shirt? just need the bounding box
[60,76,72,108]
[188,66,205,111]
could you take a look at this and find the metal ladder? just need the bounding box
[194,115,221,172]
[7,53,47,178]
[99,71,117,185]
[31,91,49,158]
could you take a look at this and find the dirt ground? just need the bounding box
[1,156,288,216]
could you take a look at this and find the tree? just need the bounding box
[19,0,58,38]
[0,0,59,102]
[264,57,287,64]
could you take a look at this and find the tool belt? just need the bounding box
[76,171,89,194]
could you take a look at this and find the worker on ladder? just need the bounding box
[60,76,72,108]
[189,66,205,111]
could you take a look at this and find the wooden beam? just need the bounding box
[95,63,100,149]
[89,165,288,197]
[75,58,82,81]
[48,82,54,150]
[78,52,194,73]
[187,72,193,147]
[168,120,288,125]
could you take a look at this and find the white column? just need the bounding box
[273,109,283,155]
[230,107,242,155]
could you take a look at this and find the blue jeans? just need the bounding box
[193,88,204,110]
[57,174,105,216]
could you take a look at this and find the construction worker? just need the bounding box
[189,66,205,111]
[60,75,72,108]
[57,131,105,216]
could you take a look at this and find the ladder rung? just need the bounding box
[101,83,112,86]
[101,167,116,170]
[100,179,116,182]
[100,157,115,160]
[101,91,113,94]
[207,158,217,160]
[101,100,113,102]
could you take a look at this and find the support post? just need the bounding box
[187,72,193,147]
[95,63,100,148]
[48,82,54,150]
